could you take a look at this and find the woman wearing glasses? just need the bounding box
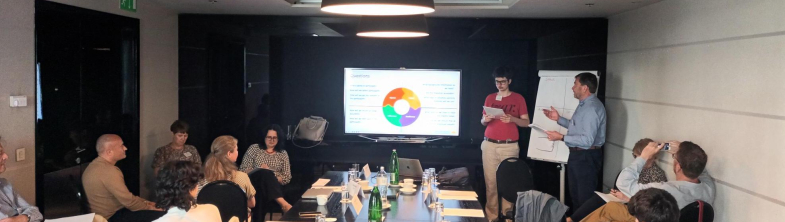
[239,124,293,213]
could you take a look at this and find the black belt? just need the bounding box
[569,146,601,151]
[484,137,518,144]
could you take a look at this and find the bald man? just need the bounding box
[82,134,164,222]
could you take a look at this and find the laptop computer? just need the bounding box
[301,188,334,199]
[398,158,424,178]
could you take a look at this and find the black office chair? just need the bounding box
[496,157,534,221]
[680,200,714,222]
[198,180,249,222]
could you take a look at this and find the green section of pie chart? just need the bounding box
[383,105,401,126]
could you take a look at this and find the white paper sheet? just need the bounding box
[443,208,485,218]
[595,191,628,203]
[45,213,95,222]
[351,195,363,214]
[483,106,505,118]
[312,186,342,192]
[438,194,478,201]
[363,164,372,180]
[438,190,478,197]
[312,178,330,187]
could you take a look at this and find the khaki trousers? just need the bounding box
[481,140,519,222]
[580,202,636,222]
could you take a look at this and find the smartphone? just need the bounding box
[660,143,670,151]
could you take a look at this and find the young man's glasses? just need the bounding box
[495,80,509,85]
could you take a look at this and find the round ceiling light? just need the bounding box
[321,0,435,16]
[356,15,429,38]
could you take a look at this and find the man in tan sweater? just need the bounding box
[83,134,164,221]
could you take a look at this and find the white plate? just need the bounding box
[389,184,401,188]
[382,203,392,209]
[362,186,372,191]
[400,188,417,195]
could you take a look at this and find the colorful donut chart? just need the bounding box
[382,88,421,127]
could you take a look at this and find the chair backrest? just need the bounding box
[496,157,534,203]
[197,180,249,222]
[679,200,714,222]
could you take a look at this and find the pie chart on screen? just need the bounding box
[382,87,421,127]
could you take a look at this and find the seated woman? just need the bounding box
[568,138,668,222]
[153,161,221,222]
[239,124,293,212]
[199,136,256,210]
[152,120,202,176]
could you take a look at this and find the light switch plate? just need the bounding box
[10,96,27,107]
[16,148,25,162]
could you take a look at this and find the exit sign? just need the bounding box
[120,0,136,12]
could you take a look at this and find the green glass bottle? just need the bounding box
[368,186,383,221]
[389,149,400,185]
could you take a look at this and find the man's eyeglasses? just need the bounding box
[266,136,278,140]
[495,80,509,85]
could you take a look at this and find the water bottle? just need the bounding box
[377,167,389,203]
[389,149,400,185]
[368,186,383,221]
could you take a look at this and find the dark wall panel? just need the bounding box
[272,37,537,142]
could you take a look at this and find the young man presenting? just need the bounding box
[481,67,530,221]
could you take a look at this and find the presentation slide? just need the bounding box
[344,68,461,136]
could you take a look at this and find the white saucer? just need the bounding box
[382,203,392,209]
[389,184,402,188]
[362,186,372,191]
[400,188,417,195]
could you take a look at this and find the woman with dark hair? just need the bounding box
[239,124,293,212]
[152,120,201,176]
[153,161,221,222]
[200,136,256,210]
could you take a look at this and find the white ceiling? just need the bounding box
[150,0,662,18]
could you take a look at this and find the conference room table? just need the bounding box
[280,171,486,222]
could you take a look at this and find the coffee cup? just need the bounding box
[403,179,414,184]
[316,194,328,205]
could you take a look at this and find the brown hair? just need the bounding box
[575,72,598,93]
[632,138,655,157]
[675,141,708,179]
[627,188,680,222]
[203,135,238,182]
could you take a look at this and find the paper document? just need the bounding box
[483,106,505,118]
[45,213,95,222]
[351,195,363,214]
[312,186,342,192]
[363,164,372,180]
[439,190,478,197]
[312,178,330,187]
[443,208,485,218]
[438,194,478,201]
[595,191,628,203]
[528,124,548,133]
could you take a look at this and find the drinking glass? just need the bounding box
[341,182,351,203]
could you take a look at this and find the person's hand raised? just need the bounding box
[640,142,662,160]
[543,106,560,121]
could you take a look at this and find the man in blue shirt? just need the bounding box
[0,136,43,222]
[543,72,606,210]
